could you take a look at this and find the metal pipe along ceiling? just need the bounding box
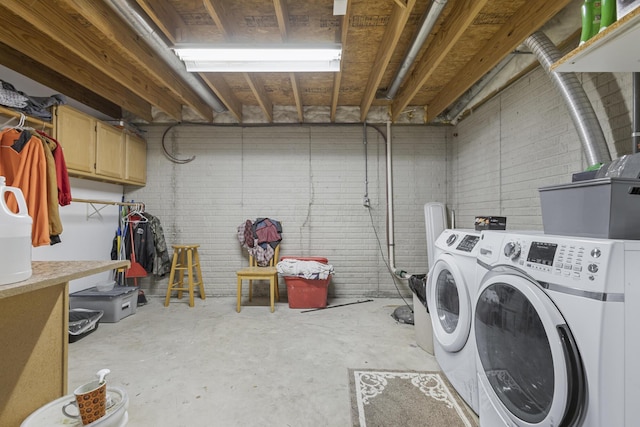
[382,0,448,100]
[105,0,227,114]
[524,31,611,167]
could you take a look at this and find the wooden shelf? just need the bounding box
[552,7,640,72]
[0,105,54,130]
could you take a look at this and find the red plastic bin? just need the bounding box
[280,257,331,309]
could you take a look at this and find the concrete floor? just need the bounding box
[68,296,441,426]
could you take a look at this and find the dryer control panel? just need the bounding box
[478,231,625,294]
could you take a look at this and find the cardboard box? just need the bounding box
[474,216,507,231]
[70,286,138,323]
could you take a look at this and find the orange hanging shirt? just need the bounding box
[0,128,50,247]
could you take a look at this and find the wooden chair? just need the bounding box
[236,244,280,313]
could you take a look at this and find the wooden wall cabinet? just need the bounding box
[125,133,147,184]
[55,105,146,185]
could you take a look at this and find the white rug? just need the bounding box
[349,369,478,427]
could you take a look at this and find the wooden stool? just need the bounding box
[164,244,205,307]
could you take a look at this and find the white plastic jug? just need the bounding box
[0,176,32,285]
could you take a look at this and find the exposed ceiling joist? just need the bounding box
[0,42,122,119]
[426,0,575,121]
[61,0,213,120]
[331,2,353,122]
[0,1,583,125]
[0,5,153,121]
[391,0,489,121]
[361,0,416,122]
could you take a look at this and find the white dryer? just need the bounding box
[427,228,481,413]
[474,231,640,426]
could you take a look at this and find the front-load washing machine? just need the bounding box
[474,231,640,426]
[427,228,481,413]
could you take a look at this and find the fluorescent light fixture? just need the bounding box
[173,44,342,72]
[333,0,348,15]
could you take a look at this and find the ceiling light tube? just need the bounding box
[173,44,342,72]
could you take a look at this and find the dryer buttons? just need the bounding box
[591,248,602,259]
[588,263,599,273]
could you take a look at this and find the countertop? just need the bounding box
[0,260,130,299]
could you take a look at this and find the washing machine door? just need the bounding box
[474,272,586,426]
[427,253,472,352]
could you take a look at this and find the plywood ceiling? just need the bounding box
[0,0,576,124]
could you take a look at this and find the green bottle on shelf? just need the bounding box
[599,0,617,32]
[591,0,602,37]
[580,0,594,45]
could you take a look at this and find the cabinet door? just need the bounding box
[55,106,96,174]
[125,134,147,184]
[95,122,124,179]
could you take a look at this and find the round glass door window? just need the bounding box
[435,268,460,334]
[475,282,554,424]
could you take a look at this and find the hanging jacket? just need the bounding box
[142,212,171,276]
[124,220,155,273]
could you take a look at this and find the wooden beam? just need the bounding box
[59,0,213,121]
[331,3,352,122]
[136,0,187,44]
[273,0,303,122]
[290,73,304,122]
[0,42,123,119]
[200,74,243,122]
[273,0,290,41]
[0,0,181,120]
[426,0,574,121]
[390,0,488,121]
[360,0,416,122]
[244,73,273,122]
[0,10,153,121]
[202,0,234,39]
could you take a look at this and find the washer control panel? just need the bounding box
[501,236,609,283]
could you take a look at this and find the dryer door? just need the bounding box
[427,254,472,352]
[474,273,586,426]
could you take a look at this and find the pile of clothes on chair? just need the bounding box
[237,218,282,266]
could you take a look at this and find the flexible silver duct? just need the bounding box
[524,31,610,166]
[105,0,227,113]
[382,0,448,100]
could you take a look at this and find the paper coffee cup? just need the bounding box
[72,380,107,425]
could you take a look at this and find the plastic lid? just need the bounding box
[21,387,128,427]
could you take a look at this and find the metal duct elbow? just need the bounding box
[106,0,227,114]
[524,31,610,167]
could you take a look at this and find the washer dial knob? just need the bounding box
[446,234,457,246]
[504,241,521,260]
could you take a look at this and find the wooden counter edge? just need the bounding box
[0,260,131,300]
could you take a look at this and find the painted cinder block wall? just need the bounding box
[448,68,633,230]
[126,67,633,299]
[126,124,448,298]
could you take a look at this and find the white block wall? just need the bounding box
[126,124,448,298]
[449,68,634,230]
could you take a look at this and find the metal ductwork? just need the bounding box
[105,0,227,114]
[437,54,514,124]
[524,31,610,167]
[382,0,448,100]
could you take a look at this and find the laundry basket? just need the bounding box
[279,257,332,309]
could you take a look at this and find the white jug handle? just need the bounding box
[1,187,29,216]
